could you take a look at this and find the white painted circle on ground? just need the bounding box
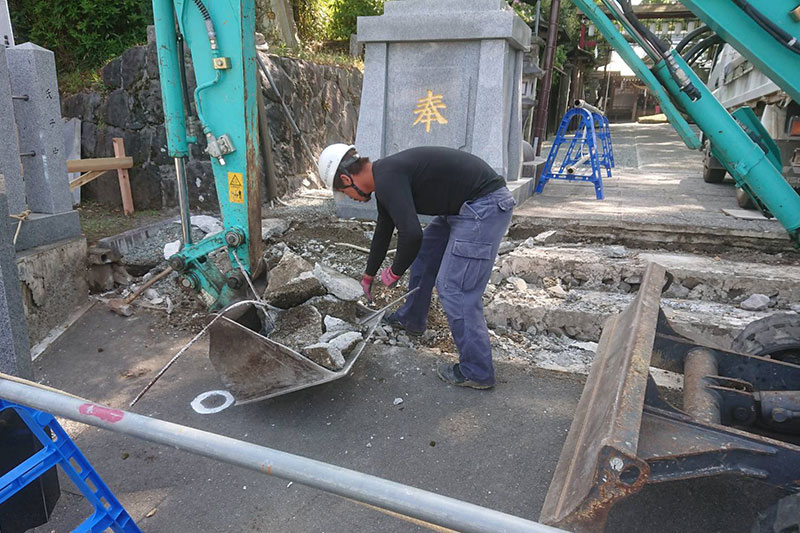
[191,390,235,414]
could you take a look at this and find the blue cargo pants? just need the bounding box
[392,187,516,385]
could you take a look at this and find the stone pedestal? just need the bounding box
[0,175,32,379]
[17,236,88,349]
[339,0,532,219]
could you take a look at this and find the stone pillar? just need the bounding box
[4,42,82,252]
[0,45,26,214]
[342,0,533,219]
[0,0,13,47]
[64,117,82,206]
[255,0,299,50]
[0,174,32,379]
[6,43,72,215]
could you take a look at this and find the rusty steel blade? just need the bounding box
[540,263,667,532]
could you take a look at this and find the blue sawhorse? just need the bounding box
[0,399,141,532]
[535,106,615,200]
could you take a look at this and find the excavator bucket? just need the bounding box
[207,302,380,405]
[539,263,664,532]
[541,263,800,531]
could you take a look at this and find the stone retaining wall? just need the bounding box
[61,34,362,210]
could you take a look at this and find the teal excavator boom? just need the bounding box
[571,0,800,248]
[542,2,800,530]
[152,0,263,311]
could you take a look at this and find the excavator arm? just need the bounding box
[571,0,800,247]
[152,0,263,310]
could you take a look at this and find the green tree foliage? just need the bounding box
[9,0,151,73]
[292,0,335,43]
[327,0,384,41]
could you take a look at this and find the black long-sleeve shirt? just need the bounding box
[365,147,505,277]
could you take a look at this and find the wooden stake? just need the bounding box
[113,138,135,216]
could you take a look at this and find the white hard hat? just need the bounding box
[317,143,357,189]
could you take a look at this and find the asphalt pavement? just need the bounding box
[28,304,785,532]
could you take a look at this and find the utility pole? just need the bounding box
[531,0,560,156]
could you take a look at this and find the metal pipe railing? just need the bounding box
[574,99,605,116]
[0,375,562,533]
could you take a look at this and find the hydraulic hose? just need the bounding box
[731,0,800,56]
[612,0,700,100]
[617,0,668,54]
[675,25,711,54]
[191,0,218,50]
[683,35,723,66]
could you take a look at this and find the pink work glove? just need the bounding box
[361,274,375,302]
[380,267,401,287]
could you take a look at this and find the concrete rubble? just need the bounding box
[312,263,363,301]
[91,189,800,384]
[264,251,326,308]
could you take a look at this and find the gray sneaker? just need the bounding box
[436,363,494,390]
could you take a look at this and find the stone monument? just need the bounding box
[338,0,533,219]
[2,42,81,251]
[0,42,88,352]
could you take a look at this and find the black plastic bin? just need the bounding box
[0,407,60,533]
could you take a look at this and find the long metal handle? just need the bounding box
[357,286,420,326]
[0,375,560,533]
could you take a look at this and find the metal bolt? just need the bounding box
[168,256,187,272]
[19,151,36,157]
[11,94,29,101]
[772,408,790,423]
[177,274,198,291]
[733,407,751,422]
[225,231,243,247]
[227,273,244,290]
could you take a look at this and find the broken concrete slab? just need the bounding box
[313,263,362,301]
[546,284,568,299]
[320,329,348,343]
[306,295,358,323]
[740,294,770,311]
[323,315,355,333]
[269,303,323,349]
[302,342,345,370]
[497,245,800,308]
[261,218,290,241]
[485,286,771,349]
[507,276,527,292]
[722,208,769,221]
[265,251,326,308]
[498,241,516,255]
[534,230,559,244]
[328,331,363,354]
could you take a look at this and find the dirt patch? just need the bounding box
[78,200,167,244]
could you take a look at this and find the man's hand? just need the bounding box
[380,267,401,287]
[361,274,375,302]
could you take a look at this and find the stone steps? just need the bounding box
[485,286,771,349]
[494,244,800,311]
